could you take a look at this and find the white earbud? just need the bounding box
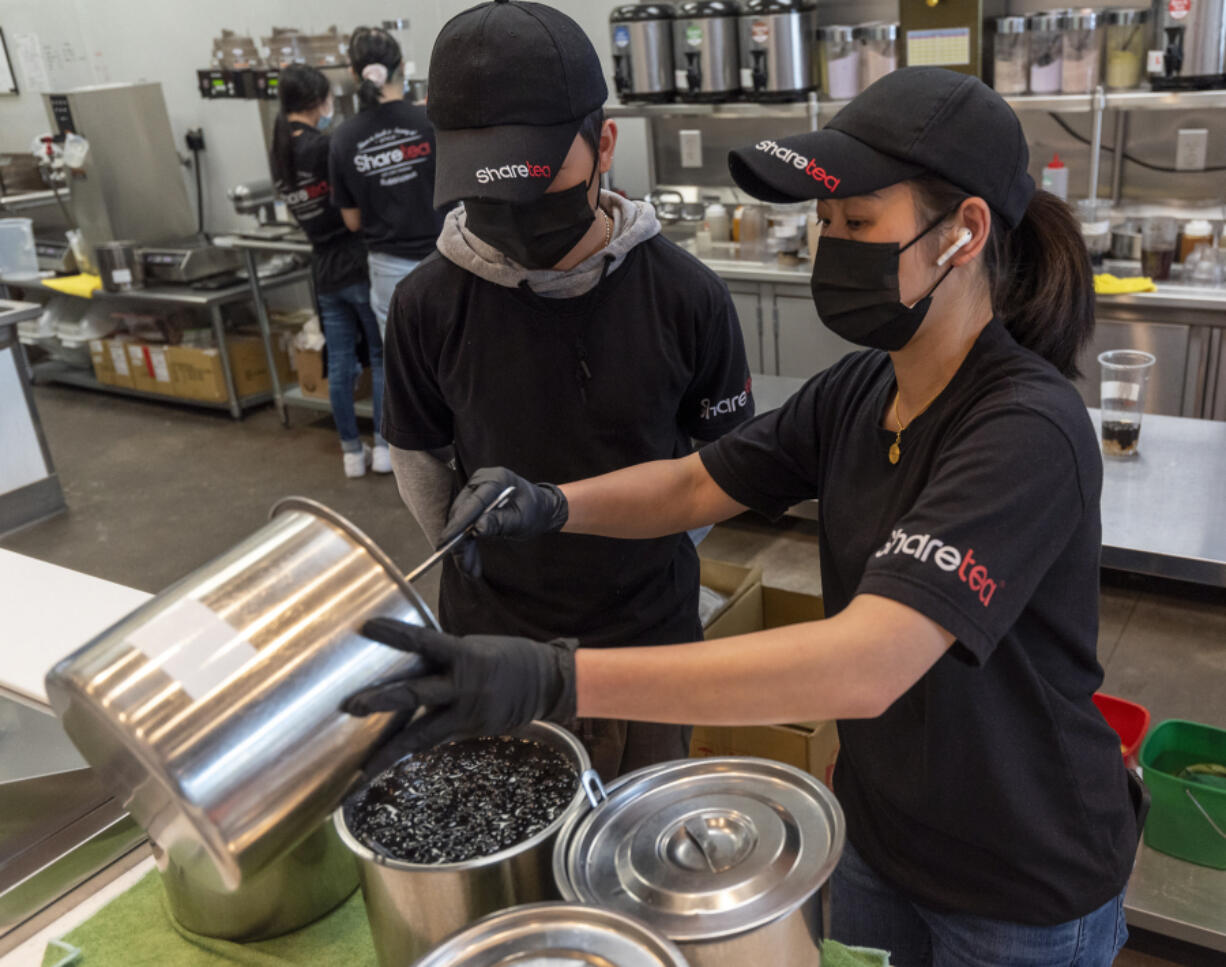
[936,228,974,267]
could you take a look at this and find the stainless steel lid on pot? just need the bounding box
[413,902,690,967]
[554,757,844,942]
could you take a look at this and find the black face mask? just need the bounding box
[463,157,598,270]
[810,213,956,352]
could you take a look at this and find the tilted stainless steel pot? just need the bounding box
[554,757,845,967]
[44,497,439,894]
[334,722,604,967]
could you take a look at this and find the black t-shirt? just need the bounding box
[701,318,1137,925]
[383,237,754,647]
[276,124,367,293]
[328,101,444,260]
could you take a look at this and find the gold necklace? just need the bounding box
[889,387,943,465]
[599,207,612,249]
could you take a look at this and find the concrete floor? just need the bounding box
[7,382,1226,966]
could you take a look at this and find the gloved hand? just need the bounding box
[442,467,569,577]
[342,616,577,777]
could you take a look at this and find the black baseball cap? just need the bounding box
[428,0,608,207]
[728,67,1035,228]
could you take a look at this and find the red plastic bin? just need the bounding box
[1093,692,1151,767]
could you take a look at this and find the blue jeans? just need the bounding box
[367,251,421,339]
[830,840,1128,967]
[316,282,384,452]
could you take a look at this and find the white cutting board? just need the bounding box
[0,549,150,705]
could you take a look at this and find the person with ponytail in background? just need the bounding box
[345,69,1149,966]
[270,64,387,479]
[328,26,443,338]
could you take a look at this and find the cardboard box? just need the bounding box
[89,339,114,386]
[94,337,134,390]
[699,558,763,633]
[293,346,372,402]
[691,582,834,785]
[691,719,840,789]
[169,336,290,404]
[126,342,174,397]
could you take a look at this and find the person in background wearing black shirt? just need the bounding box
[376,1,754,780]
[345,69,1147,965]
[270,65,385,479]
[329,27,444,342]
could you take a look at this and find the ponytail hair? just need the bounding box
[349,26,402,111]
[270,64,330,191]
[910,175,1094,379]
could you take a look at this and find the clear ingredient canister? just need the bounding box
[817,25,859,100]
[1104,8,1150,90]
[854,22,898,91]
[992,16,1029,95]
[1027,11,1064,95]
[1061,9,1101,94]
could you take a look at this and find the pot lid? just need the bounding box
[1104,7,1148,25]
[555,758,844,942]
[743,0,816,15]
[995,15,1027,34]
[412,903,690,967]
[679,0,742,18]
[611,4,676,22]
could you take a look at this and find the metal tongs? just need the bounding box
[403,486,516,584]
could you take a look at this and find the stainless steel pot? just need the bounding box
[156,820,358,941]
[676,1,743,102]
[334,722,603,967]
[44,497,439,893]
[554,757,845,967]
[611,4,678,102]
[95,241,144,292]
[412,902,691,967]
[738,0,817,101]
[1111,224,1143,260]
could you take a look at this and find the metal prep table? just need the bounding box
[0,300,66,537]
[213,232,377,428]
[753,374,1226,951]
[1,268,310,420]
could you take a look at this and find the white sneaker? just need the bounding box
[343,444,372,478]
[372,444,393,474]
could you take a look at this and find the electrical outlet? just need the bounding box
[680,129,702,168]
[1175,129,1209,171]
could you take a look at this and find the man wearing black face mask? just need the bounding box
[379,0,754,779]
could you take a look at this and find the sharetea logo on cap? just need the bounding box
[755,139,840,192]
[475,162,554,186]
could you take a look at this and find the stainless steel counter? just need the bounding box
[752,376,1226,589]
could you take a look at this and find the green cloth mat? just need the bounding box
[42,872,376,966]
[822,940,892,967]
[42,869,892,967]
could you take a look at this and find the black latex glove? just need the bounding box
[441,467,569,577]
[342,616,577,777]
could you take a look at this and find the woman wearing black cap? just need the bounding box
[346,67,1142,964]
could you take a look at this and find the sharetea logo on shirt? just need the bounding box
[700,376,752,421]
[875,528,1001,607]
[755,139,840,192]
[475,162,554,185]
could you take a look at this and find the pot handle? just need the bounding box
[580,769,607,809]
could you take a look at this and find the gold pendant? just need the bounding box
[889,442,901,465]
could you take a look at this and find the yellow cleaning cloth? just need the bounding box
[42,273,103,298]
[1094,273,1157,295]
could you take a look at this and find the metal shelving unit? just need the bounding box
[31,360,273,412]
[282,384,374,420]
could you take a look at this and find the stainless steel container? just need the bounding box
[44,497,439,893]
[738,0,817,102]
[554,757,844,967]
[334,722,602,967]
[412,902,691,967]
[676,1,743,102]
[1153,0,1226,89]
[95,240,144,292]
[156,820,358,941]
[611,4,678,103]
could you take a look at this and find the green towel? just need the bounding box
[42,872,376,966]
[822,939,893,967]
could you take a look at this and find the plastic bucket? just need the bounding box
[1093,692,1150,767]
[1139,719,1226,869]
[0,218,38,279]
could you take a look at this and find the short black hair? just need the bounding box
[577,108,605,160]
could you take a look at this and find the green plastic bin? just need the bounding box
[1139,719,1226,869]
